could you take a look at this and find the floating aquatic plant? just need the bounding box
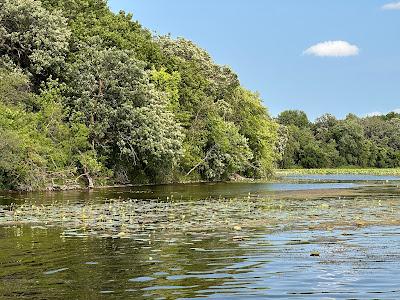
[1,192,399,239]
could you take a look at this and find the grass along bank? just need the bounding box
[276,168,400,176]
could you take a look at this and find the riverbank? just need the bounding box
[0,177,249,193]
[3,167,400,192]
[276,168,400,176]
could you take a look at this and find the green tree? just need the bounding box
[0,68,95,190]
[326,119,367,166]
[277,110,310,128]
[0,0,70,81]
[42,0,162,64]
[229,87,278,177]
[66,43,183,182]
[0,0,281,190]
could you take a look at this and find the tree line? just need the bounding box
[0,0,278,190]
[277,110,400,169]
[1,0,398,191]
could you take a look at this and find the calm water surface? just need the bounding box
[0,181,361,206]
[285,174,400,182]
[0,174,399,299]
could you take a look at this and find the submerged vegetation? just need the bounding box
[0,0,278,191]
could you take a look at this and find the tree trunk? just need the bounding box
[83,167,94,189]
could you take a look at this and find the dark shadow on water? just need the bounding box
[0,181,363,206]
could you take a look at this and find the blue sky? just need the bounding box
[108,0,400,120]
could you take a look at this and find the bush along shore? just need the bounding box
[276,168,400,177]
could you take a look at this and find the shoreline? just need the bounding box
[2,168,400,193]
[276,168,400,176]
[0,178,259,194]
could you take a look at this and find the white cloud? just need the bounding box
[382,2,400,10]
[303,41,360,57]
[393,108,400,113]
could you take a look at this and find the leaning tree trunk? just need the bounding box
[83,167,94,189]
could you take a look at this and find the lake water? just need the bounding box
[285,174,400,182]
[0,174,400,299]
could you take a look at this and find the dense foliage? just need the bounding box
[0,0,278,190]
[278,110,400,169]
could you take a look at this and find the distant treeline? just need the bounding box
[0,0,278,190]
[277,110,400,169]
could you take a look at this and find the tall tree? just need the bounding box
[66,43,183,182]
[0,0,70,82]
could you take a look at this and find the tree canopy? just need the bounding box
[277,110,400,169]
[0,0,279,190]
[3,0,396,191]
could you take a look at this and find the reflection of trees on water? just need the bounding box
[0,183,241,207]
[0,226,248,299]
